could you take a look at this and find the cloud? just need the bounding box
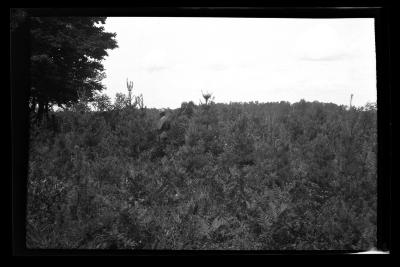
[299,53,351,62]
[102,18,376,109]
[146,65,168,73]
[292,24,350,62]
[207,64,229,71]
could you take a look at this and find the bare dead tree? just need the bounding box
[201,90,212,105]
[126,78,134,106]
[136,94,144,110]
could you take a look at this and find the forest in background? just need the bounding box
[27,96,377,250]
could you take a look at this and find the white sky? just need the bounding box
[101,17,376,109]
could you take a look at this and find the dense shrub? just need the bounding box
[27,100,377,250]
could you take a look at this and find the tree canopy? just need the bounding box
[29,16,118,118]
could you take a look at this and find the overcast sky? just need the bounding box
[101,17,376,109]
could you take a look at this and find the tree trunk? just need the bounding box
[36,100,49,123]
[37,101,44,122]
[29,98,37,113]
[44,103,50,121]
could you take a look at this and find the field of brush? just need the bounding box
[27,100,377,250]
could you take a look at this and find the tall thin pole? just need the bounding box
[350,94,353,109]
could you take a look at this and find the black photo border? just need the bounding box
[11,4,392,256]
